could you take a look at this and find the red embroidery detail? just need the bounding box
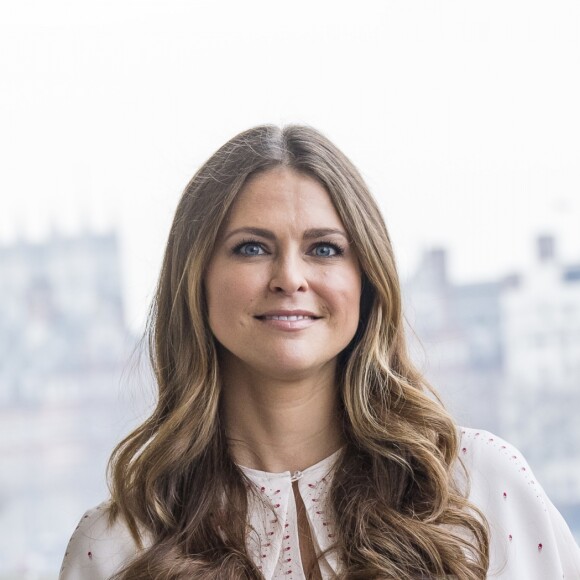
[87,552,93,559]
[461,447,467,454]
[260,487,265,492]
[538,543,543,552]
[509,534,513,542]
[521,467,526,471]
[274,504,280,508]
[503,492,507,499]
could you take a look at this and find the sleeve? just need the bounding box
[459,428,580,579]
[59,501,141,580]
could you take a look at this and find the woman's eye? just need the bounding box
[235,242,265,256]
[312,243,342,257]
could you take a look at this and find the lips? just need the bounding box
[255,310,321,321]
[254,310,321,332]
[260,314,314,321]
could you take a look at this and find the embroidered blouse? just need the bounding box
[59,428,580,579]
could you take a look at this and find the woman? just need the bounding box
[60,125,580,579]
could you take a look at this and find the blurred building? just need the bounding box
[403,247,505,432]
[500,235,580,504]
[403,234,580,533]
[0,230,149,577]
[0,230,128,405]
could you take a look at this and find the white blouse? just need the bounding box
[59,427,580,579]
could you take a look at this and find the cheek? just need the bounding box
[205,267,232,334]
[205,265,260,328]
[321,269,362,322]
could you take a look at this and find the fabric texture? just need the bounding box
[59,427,580,579]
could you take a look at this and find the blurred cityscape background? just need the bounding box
[0,227,578,578]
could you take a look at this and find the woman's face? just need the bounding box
[204,166,362,381]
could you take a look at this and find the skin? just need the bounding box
[204,166,362,475]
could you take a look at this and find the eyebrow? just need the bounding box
[224,227,349,241]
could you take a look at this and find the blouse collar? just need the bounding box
[237,446,345,482]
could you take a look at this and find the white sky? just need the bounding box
[1,0,579,332]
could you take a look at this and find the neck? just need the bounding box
[220,360,344,474]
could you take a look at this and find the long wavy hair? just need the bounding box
[108,124,489,579]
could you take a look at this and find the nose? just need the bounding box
[268,253,309,294]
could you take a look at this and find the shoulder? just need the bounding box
[457,427,580,579]
[457,427,542,501]
[59,500,143,580]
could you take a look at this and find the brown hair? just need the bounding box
[108,124,489,578]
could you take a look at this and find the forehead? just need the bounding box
[224,167,345,230]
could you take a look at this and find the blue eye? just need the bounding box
[234,241,266,256]
[312,243,343,257]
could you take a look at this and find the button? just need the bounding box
[290,470,303,482]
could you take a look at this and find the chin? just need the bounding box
[258,355,338,381]
[217,343,340,381]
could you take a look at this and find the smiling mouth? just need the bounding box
[256,314,319,321]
